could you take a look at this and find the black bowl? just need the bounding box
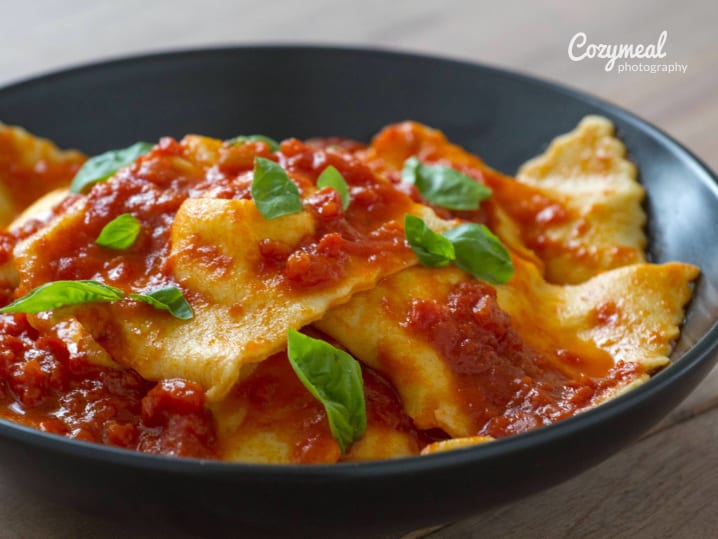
[1,46,717,538]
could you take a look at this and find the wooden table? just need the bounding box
[1,1,716,537]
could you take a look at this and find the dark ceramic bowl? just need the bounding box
[0,46,717,538]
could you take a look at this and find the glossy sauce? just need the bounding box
[403,280,642,438]
[0,313,216,458]
[0,135,422,457]
[0,128,85,220]
[223,350,427,463]
[0,126,654,460]
[268,139,414,291]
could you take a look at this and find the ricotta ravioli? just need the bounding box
[0,119,699,463]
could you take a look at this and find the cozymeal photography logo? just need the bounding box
[568,30,687,74]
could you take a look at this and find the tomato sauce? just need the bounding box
[0,126,655,460]
[12,136,414,297]
[0,136,425,458]
[267,139,415,290]
[403,280,642,438]
[16,138,199,295]
[0,128,85,223]
[223,351,428,463]
[0,313,216,458]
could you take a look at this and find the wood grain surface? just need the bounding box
[1,1,716,537]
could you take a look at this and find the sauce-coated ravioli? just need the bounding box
[0,118,698,462]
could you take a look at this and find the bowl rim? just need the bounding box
[1,43,717,480]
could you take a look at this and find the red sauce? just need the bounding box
[17,139,200,295]
[0,135,424,457]
[403,280,642,438]
[483,171,571,253]
[227,351,426,463]
[11,136,414,296]
[231,353,337,463]
[304,137,367,153]
[363,362,427,445]
[249,139,415,290]
[0,129,85,222]
[0,313,216,458]
[0,127,651,459]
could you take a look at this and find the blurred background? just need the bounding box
[1,0,716,170]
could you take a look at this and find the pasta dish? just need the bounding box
[0,117,698,463]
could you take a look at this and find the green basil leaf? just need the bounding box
[402,157,492,210]
[130,286,193,320]
[286,329,367,453]
[251,157,303,219]
[443,223,514,284]
[0,280,125,314]
[226,134,280,152]
[316,165,350,211]
[404,216,514,284]
[401,156,422,185]
[404,214,455,267]
[95,213,141,250]
[70,142,154,194]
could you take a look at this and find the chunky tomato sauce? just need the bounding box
[0,136,429,458]
[16,139,197,295]
[222,350,429,463]
[14,137,415,299]
[0,313,216,458]
[0,124,666,461]
[403,280,642,438]
[269,139,414,290]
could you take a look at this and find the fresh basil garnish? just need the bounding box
[70,142,154,194]
[443,224,515,284]
[316,165,350,211]
[251,157,303,220]
[286,329,367,453]
[129,286,193,320]
[404,215,514,284]
[0,280,124,314]
[227,134,280,152]
[402,157,492,211]
[95,213,141,250]
[0,280,194,320]
[404,214,455,267]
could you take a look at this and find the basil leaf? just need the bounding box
[316,165,350,211]
[443,224,514,284]
[402,157,492,210]
[70,142,154,194]
[227,134,280,152]
[251,157,303,219]
[404,214,455,267]
[286,329,367,453]
[0,280,124,314]
[95,213,141,250]
[404,216,514,284]
[0,280,196,320]
[130,287,193,320]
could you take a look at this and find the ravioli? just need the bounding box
[316,258,697,437]
[516,115,647,283]
[211,350,422,464]
[0,123,85,227]
[364,119,647,284]
[10,133,454,401]
[0,118,700,462]
[315,117,697,438]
